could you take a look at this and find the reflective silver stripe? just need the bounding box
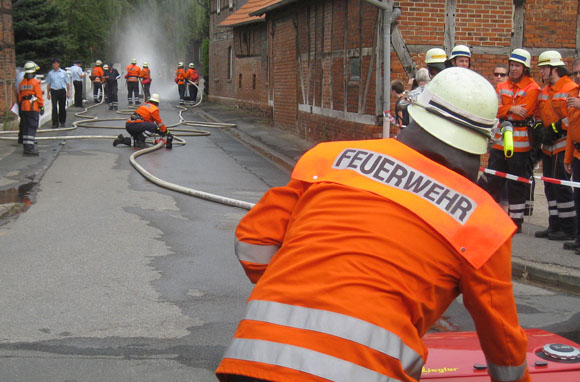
[558,201,575,209]
[562,117,569,126]
[554,92,569,100]
[487,360,527,382]
[549,210,559,215]
[560,211,577,218]
[553,139,567,151]
[224,338,403,382]
[499,89,513,96]
[513,141,530,148]
[512,130,528,137]
[244,300,423,379]
[234,238,279,264]
[509,212,524,218]
[515,90,527,97]
[510,203,526,210]
[539,94,548,100]
[548,200,557,207]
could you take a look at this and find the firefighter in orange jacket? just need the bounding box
[175,62,187,105]
[140,62,152,102]
[125,59,141,106]
[185,62,199,106]
[113,93,168,148]
[484,49,540,232]
[216,68,530,382]
[18,61,44,156]
[91,60,104,103]
[534,50,578,241]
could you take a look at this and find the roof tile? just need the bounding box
[219,0,282,27]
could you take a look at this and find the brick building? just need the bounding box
[210,0,580,142]
[0,0,16,122]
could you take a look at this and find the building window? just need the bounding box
[217,0,221,14]
[228,46,233,79]
[239,73,243,88]
[252,74,256,90]
[350,58,360,81]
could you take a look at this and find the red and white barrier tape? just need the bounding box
[480,167,580,188]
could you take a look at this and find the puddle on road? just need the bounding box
[0,182,36,221]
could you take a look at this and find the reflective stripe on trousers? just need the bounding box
[226,300,423,380]
[487,360,527,381]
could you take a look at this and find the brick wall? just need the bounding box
[0,0,16,120]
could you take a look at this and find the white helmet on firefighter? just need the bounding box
[188,62,195,68]
[408,67,498,155]
[538,50,565,67]
[143,62,148,67]
[131,58,137,64]
[178,62,184,67]
[149,93,161,104]
[24,61,37,74]
[425,48,447,64]
[449,44,471,59]
[509,48,531,68]
[103,64,109,70]
[96,60,103,66]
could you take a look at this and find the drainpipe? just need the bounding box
[362,0,400,138]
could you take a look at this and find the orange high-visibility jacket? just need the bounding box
[494,76,540,152]
[140,68,151,84]
[126,102,166,133]
[18,77,44,112]
[564,104,580,163]
[92,66,104,83]
[186,68,199,83]
[217,139,530,382]
[175,68,186,84]
[538,76,579,156]
[125,64,141,82]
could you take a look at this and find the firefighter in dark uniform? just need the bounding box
[18,61,44,156]
[103,63,121,110]
[535,50,578,240]
[113,93,168,148]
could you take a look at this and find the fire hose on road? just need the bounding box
[0,83,256,210]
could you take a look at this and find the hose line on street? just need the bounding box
[0,83,255,210]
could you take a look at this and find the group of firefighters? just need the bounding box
[90,59,152,109]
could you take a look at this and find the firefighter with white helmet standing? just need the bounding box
[535,50,578,240]
[175,62,187,105]
[91,60,104,103]
[18,61,44,156]
[125,59,141,105]
[216,67,530,382]
[448,44,471,68]
[186,62,200,106]
[425,47,446,78]
[140,62,152,102]
[484,48,541,232]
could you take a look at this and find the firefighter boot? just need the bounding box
[113,134,131,147]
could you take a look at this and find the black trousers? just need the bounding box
[143,82,151,100]
[486,149,531,228]
[125,121,157,142]
[127,82,139,103]
[73,80,83,107]
[542,152,577,233]
[19,110,39,152]
[178,83,186,102]
[106,82,118,103]
[50,88,66,127]
[93,82,103,102]
[188,83,198,103]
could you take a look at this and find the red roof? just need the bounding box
[219,0,283,27]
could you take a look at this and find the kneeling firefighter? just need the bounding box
[113,93,170,148]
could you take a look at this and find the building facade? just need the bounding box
[210,0,580,142]
[0,0,16,123]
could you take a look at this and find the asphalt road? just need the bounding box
[0,101,579,381]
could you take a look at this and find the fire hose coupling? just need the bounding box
[500,121,514,158]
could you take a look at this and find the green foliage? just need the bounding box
[201,38,209,76]
[13,0,71,72]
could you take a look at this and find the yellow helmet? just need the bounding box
[509,48,532,68]
[408,67,498,155]
[538,50,565,67]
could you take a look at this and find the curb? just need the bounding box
[512,257,580,295]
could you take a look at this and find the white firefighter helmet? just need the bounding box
[449,44,472,60]
[103,64,109,70]
[509,48,532,68]
[143,62,148,67]
[425,48,447,64]
[96,60,103,66]
[131,58,137,64]
[178,62,184,67]
[149,93,161,104]
[538,50,565,66]
[24,61,37,74]
[408,67,498,155]
[188,62,195,68]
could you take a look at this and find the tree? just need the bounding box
[12,0,71,72]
